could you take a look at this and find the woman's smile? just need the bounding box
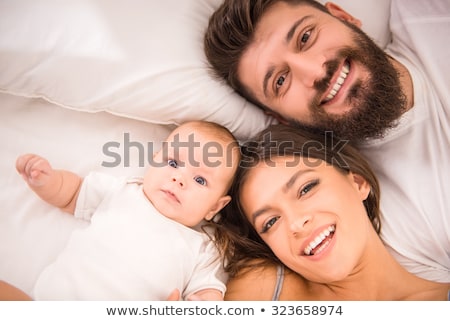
[303,224,335,256]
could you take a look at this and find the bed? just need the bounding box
[0,0,392,298]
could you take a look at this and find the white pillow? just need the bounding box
[318,0,392,48]
[0,0,275,141]
[0,0,390,140]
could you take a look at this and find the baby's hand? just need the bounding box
[16,154,53,187]
[166,289,181,301]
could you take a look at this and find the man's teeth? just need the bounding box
[323,62,350,103]
[304,225,335,256]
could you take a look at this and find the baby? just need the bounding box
[16,120,240,300]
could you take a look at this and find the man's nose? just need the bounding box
[287,52,326,88]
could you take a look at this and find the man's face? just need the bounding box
[238,2,405,141]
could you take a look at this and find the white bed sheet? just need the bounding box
[0,92,173,297]
[0,0,395,299]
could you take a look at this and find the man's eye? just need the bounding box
[168,159,178,168]
[299,30,311,47]
[276,75,286,88]
[194,176,206,186]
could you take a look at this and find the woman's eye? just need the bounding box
[299,30,311,47]
[261,216,280,233]
[298,179,319,197]
[168,159,178,168]
[194,176,206,186]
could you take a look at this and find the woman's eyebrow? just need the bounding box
[251,168,314,223]
[283,168,314,193]
[251,206,271,225]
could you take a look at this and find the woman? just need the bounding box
[215,124,449,300]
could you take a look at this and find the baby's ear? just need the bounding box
[205,195,231,221]
[207,213,221,223]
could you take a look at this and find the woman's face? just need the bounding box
[240,156,371,283]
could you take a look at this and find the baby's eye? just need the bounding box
[261,216,280,233]
[168,159,178,168]
[298,179,319,198]
[194,176,206,186]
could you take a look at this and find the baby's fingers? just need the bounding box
[16,154,35,174]
[16,154,52,186]
[186,294,203,301]
[166,289,180,301]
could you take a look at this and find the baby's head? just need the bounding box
[143,121,240,227]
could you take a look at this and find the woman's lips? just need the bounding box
[303,225,336,256]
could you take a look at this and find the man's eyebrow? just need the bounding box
[251,169,313,224]
[262,15,313,97]
[286,15,312,43]
[263,66,275,98]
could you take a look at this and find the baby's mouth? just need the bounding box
[163,190,180,203]
[303,225,335,256]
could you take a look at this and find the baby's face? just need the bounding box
[142,125,238,227]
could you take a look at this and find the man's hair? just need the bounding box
[204,0,328,110]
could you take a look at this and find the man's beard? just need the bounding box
[291,22,407,143]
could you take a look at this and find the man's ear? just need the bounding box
[205,195,231,221]
[351,173,371,201]
[325,2,362,28]
[265,110,290,125]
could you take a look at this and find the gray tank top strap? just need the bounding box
[271,265,285,301]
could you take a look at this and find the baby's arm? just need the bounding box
[189,288,223,301]
[167,288,223,301]
[0,280,32,301]
[16,154,82,214]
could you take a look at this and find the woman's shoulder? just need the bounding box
[278,268,312,300]
[225,263,310,301]
[225,264,281,300]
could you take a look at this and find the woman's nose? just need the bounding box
[288,212,312,235]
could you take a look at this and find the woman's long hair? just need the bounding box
[211,124,381,277]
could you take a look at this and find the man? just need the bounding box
[205,0,449,282]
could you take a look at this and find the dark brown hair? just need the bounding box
[204,0,329,110]
[212,124,381,277]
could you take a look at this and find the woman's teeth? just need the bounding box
[304,225,336,256]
